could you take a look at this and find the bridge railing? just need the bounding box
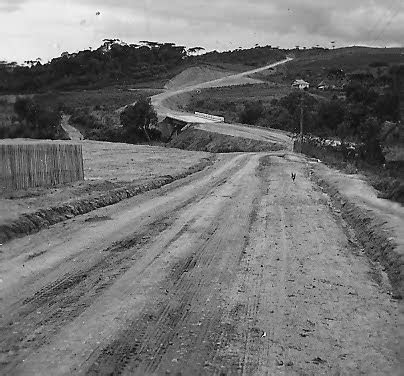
[194,112,224,123]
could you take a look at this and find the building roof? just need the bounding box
[292,79,310,85]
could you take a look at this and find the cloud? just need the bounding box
[0,0,27,12]
[0,0,403,63]
[67,0,404,48]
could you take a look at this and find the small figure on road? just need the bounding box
[291,172,296,182]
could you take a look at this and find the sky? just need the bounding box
[1,0,403,63]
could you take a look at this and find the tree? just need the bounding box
[13,97,63,139]
[120,97,157,142]
[358,116,385,164]
[187,46,205,56]
[239,101,264,125]
[315,100,346,132]
[374,93,400,122]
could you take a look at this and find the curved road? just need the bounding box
[152,58,293,148]
[0,152,400,375]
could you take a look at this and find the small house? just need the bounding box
[292,79,310,90]
[317,80,329,90]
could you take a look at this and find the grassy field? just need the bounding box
[0,139,211,223]
[186,82,292,123]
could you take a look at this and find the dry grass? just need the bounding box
[0,139,211,224]
[185,82,292,122]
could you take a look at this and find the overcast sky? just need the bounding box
[1,0,403,63]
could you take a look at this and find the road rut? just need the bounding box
[0,153,400,375]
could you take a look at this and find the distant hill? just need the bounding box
[191,45,287,70]
[0,40,189,93]
[0,42,287,94]
[1,43,402,95]
[269,46,404,87]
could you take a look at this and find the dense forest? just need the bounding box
[0,40,287,93]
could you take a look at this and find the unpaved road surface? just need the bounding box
[0,153,400,375]
[61,115,83,141]
[195,122,291,146]
[151,59,293,149]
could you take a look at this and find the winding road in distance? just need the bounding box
[0,57,400,375]
[152,57,294,148]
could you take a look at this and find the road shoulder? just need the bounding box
[311,162,404,299]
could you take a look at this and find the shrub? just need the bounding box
[239,101,264,125]
[120,98,159,142]
[4,97,67,139]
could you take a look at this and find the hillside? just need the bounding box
[0,42,287,94]
[263,46,404,87]
[164,66,235,90]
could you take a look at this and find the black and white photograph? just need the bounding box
[0,1,403,374]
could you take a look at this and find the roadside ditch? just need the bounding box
[311,167,403,300]
[0,156,215,245]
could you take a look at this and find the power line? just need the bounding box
[367,1,396,41]
[372,6,401,44]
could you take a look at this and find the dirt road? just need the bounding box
[61,115,83,141]
[0,153,400,375]
[151,59,293,149]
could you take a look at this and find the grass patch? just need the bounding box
[186,83,292,123]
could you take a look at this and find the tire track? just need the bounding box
[84,157,261,375]
[0,156,253,373]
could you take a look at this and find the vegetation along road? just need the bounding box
[151,58,293,148]
[0,150,401,375]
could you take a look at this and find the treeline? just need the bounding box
[193,45,287,67]
[0,40,190,93]
[0,97,68,139]
[1,95,161,144]
[0,42,289,93]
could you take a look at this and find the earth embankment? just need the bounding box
[167,127,284,153]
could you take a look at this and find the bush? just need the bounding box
[120,98,159,142]
[3,97,67,139]
[239,101,264,124]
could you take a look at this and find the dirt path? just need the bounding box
[0,153,400,375]
[61,114,83,141]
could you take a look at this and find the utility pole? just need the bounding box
[299,92,304,153]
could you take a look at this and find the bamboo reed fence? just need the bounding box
[0,143,84,190]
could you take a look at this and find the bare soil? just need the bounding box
[0,152,401,375]
[164,66,236,91]
[167,127,285,153]
[311,162,404,297]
